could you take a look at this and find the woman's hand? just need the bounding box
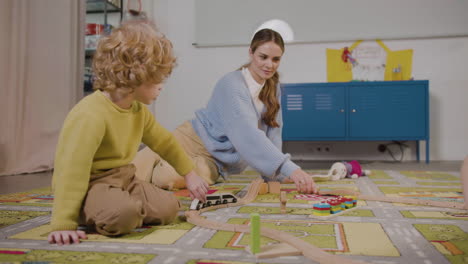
[288,169,318,194]
[185,170,209,202]
[47,230,87,245]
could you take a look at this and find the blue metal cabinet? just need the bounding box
[281,84,346,139]
[281,81,430,162]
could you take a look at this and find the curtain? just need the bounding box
[0,0,85,175]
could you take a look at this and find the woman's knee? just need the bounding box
[132,147,161,182]
[151,160,186,190]
[193,157,219,185]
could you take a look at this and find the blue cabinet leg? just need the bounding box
[426,140,430,164]
[416,140,420,162]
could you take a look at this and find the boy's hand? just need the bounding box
[48,230,87,245]
[185,170,209,202]
[288,169,318,194]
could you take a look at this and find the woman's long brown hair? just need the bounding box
[240,28,284,128]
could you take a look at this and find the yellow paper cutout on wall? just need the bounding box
[384,49,413,81]
[326,48,352,82]
[326,40,362,82]
[326,40,413,82]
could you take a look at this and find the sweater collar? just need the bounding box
[95,90,139,113]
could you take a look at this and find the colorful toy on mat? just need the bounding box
[311,194,357,216]
[343,196,357,208]
[311,160,371,181]
[313,202,331,216]
[329,160,371,180]
[329,199,343,214]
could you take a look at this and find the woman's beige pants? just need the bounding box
[81,164,180,236]
[131,121,219,190]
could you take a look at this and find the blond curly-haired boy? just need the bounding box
[48,21,208,245]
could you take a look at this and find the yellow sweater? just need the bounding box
[50,90,194,231]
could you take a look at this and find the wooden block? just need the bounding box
[268,181,281,194]
[280,191,287,202]
[258,182,268,195]
[280,191,287,214]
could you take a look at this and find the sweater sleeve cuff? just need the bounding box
[278,157,300,181]
[50,223,78,232]
[178,161,195,177]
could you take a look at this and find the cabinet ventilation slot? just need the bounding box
[315,93,332,110]
[359,93,378,111]
[286,94,303,110]
[391,92,411,110]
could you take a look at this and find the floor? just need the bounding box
[0,160,462,195]
[0,160,466,264]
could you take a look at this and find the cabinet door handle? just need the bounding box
[352,109,357,113]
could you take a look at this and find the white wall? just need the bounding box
[149,0,468,161]
[0,0,12,149]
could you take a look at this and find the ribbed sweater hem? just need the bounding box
[50,223,78,231]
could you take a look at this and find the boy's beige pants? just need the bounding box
[131,121,219,190]
[81,164,180,236]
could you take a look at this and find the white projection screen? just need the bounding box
[194,0,468,47]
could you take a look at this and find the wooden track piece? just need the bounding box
[255,242,301,258]
[186,180,466,263]
[186,211,368,264]
[358,194,466,209]
[239,179,264,204]
[185,180,370,264]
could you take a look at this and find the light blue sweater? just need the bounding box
[191,70,300,182]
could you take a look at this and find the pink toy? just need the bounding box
[328,160,371,180]
[346,160,363,178]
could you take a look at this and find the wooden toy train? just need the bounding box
[189,193,238,210]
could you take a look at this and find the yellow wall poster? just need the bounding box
[326,40,413,82]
